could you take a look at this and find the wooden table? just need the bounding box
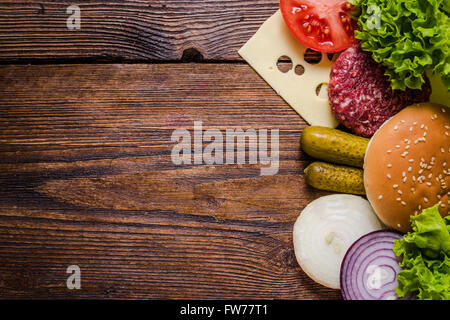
[0,0,341,299]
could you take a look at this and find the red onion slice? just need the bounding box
[340,230,406,300]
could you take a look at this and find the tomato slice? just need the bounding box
[280,0,359,53]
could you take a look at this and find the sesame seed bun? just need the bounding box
[364,102,450,233]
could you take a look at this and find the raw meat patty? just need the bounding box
[328,44,431,137]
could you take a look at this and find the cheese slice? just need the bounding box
[238,10,339,128]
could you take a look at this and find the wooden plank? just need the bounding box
[0,63,341,299]
[0,0,279,62]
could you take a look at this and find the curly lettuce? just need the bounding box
[354,0,450,91]
[393,205,450,300]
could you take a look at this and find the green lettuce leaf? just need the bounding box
[354,0,450,91]
[393,205,450,300]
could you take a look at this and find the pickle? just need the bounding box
[300,126,369,168]
[304,162,366,195]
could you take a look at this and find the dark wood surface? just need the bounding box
[0,0,278,62]
[0,1,341,299]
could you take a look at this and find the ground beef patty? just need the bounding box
[328,44,431,137]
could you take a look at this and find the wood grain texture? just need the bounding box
[0,63,341,299]
[0,0,279,62]
[0,0,323,63]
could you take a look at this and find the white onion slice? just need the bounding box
[293,194,383,289]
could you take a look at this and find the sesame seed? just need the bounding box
[387,174,392,179]
[378,195,383,200]
[424,197,429,203]
[398,190,403,195]
[401,201,406,206]
[393,184,398,188]
[387,164,392,168]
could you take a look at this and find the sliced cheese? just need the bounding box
[238,10,338,128]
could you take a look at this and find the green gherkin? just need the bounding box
[304,162,366,195]
[300,126,369,168]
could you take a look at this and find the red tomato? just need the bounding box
[280,0,359,53]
